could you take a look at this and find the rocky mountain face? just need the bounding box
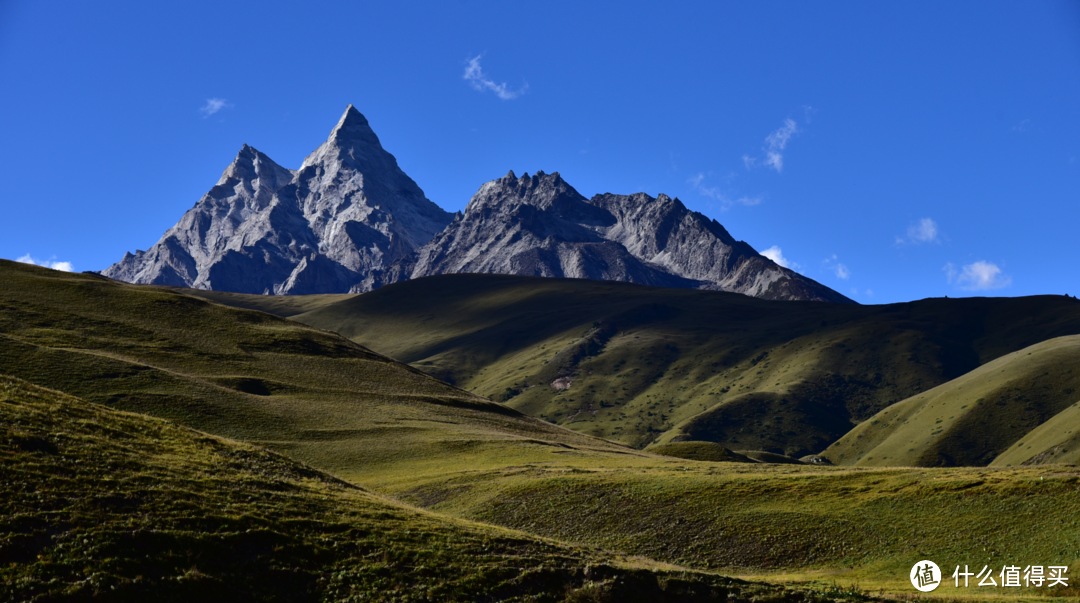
[105,105,851,303]
[376,171,852,303]
[103,106,453,294]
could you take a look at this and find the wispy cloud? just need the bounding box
[944,261,1011,291]
[902,217,940,244]
[16,253,73,272]
[464,55,527,100]
[1012,119,1031,133]
[743,117,801,173]
[687,173,761,210]
[199,98,232,118]
[761,245,798,270]
[763,118,798,172]
[823,254,850,279]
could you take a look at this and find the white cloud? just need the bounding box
[866,289,874,296]
[1012,119,1031,133]
[763,118,798,173]
[823,254,850,279]
[944,261,1011,291]
[16,253,74,271]
[906,217,939,244]
[464,55,527,100]
[764,151,783,172]
[688,173,761,210]
[744,117,800,173]
[766,119,798,151]
[199,98,231,117]
[761,245,798,270]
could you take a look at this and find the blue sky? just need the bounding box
[1,0,1077,304]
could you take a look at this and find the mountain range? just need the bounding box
[103,105,851,303]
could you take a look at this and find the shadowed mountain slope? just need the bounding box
[823,335,1080,467]
[241,274,1080,456]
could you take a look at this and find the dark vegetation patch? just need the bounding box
[681,392,852,458]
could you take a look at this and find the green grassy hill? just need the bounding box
[8,262,1080,598]
[5,374,839,603]
[0,260,639,485]
[248,274,1080,457]
[823,335,1080,467]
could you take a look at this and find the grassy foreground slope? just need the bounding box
[0,260,637,483]
[363,450,1080,598]
[824,336,1080,467]
[3,375,836,603]
[271,274,1080,455]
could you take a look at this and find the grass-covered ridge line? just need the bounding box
[4,375,870,602]
[219,273,1080,460]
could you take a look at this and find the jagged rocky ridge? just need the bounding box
[103,106,453,294]
[104,105,852,303]
[375,170,852,302]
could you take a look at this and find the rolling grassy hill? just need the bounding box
[3,375,840,603]
[823,335,1080,467]
[211,274,1080,458]
[0,260,642,485]
[6,261,1080,598]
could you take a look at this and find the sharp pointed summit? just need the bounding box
[324,103,381,148]
[103,105,453,294]
[335,104,370,129]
